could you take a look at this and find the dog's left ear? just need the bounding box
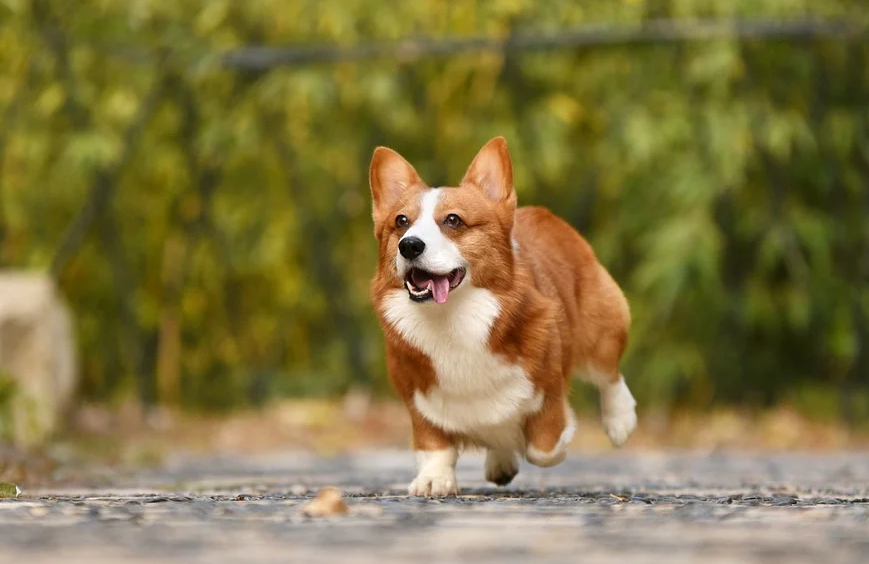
[460,137,516,206]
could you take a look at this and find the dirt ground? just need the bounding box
[2,449,869,564]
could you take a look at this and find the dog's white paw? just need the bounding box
[601,377,637,447]
[603,408,637,447]
[409,449,458,497]
[408,470,458,497]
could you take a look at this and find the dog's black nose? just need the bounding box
[399,236,426,260]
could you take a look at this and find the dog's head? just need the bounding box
[369,137,517,304]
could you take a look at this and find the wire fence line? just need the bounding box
[220,18,866,70]
[84,18,867,70]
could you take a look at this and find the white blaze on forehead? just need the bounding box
[396,188,465,276]
[405,189,443,243]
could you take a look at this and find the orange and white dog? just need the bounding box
[369,137,636,497]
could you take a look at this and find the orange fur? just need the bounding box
[369,137,635,496]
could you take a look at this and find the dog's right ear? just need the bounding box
[369,147,423,226]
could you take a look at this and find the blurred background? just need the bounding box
[1,0,868,480]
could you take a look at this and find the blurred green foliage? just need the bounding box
[0,0,868,418]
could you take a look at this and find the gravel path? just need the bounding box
[2,450,868,563]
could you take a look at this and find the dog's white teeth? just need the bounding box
[406,281,428,296]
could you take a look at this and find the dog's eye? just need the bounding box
[395,215,409,229]
[444,214,463,228]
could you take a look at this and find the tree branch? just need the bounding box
[34,0,168,278]
[48,79,165,277]
[31,0,88,128]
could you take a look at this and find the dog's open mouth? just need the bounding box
[404,267,466,304]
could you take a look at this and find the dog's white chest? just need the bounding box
[381,286,541,443]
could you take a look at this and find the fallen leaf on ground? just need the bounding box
[301,487,348,517]
[0,483,20,498]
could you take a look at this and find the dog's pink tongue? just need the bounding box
[431,276,450,304]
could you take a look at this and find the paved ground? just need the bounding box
[2,450,868,563]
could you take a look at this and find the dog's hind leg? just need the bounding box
[578,335,637,447]
[485,449,518,486]
[594,370,637,447]
[524,394,577,468]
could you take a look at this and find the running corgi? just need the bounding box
[369,137,637,497]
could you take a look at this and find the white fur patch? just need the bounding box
[600,376,637,447]
[525,397,576,468]
[396,189,464,276]
[382,284,541,450]
[409,448,458,497]
[577,363,616,388]
[580,364,637,446]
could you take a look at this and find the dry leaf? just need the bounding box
[0,483,20,499]
[301,487,348,517]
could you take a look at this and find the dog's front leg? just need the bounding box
[407,409,458,497]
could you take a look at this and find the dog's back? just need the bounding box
[513,206,631,384]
